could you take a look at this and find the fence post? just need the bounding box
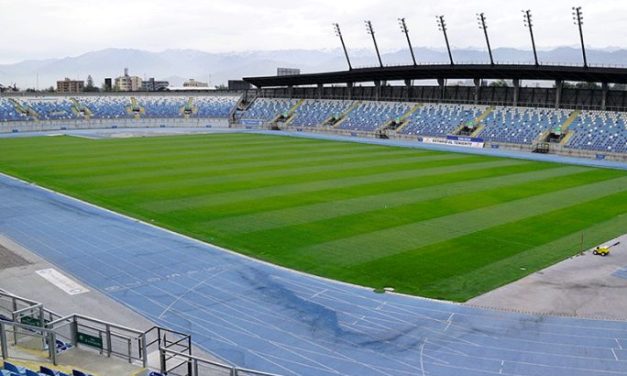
[127,338,132,363]
[71,316,78,346]
[141,332,148,368]
[193,359,199,376]
[106,324,112,357]
[0,322,8,360]
[160,348,166,374]
[49,331,57,366]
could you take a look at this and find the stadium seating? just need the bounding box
[0,98,29,122]
[290,99,353,127]
[136,96,186,118]
[193,96,239,118]
[477,107,570,144]
[1,361,92,376]
[239,98,297,123]
[338,101,411,132]
[566,111,627,153]
[400,103,485,137]
[76,97,131,119]
[18,98,79,121]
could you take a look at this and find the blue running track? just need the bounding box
[1,171,627,375]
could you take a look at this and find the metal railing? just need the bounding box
[0,290,283,375]
[158,348,281,376]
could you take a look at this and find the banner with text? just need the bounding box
[421,135,484,148]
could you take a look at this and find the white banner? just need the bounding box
[422,137,484,148]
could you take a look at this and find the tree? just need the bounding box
[575,82,600,89]
[83,75,100,92]
[489,80,509,87]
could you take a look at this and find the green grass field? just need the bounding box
[1,133,626,301]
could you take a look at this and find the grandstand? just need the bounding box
[0,93,626,160]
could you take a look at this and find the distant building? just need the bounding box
[56,78,84,93]
[183,79,209,88]
[277,68,300,76]
[142,78,169,91]
[103,78,112,92]
[228,80,252,91]
[114,68,142,91]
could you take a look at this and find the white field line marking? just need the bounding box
[35,268,89,295]
[612,348,619,361]
[617,338,623,350]
[419,338,427,376]
[309,289,327,299]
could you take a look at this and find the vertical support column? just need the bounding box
[601,82,609,111]
[555,80,563,109]
[374,80,381,101]
[437,78,445,100]
[473,78,481,105]
[287,85,294,100]
[317,83,323,100]
[0,322,8,361]
[513,79,520,107]
[405,79,412,102]
[346,82,353,100]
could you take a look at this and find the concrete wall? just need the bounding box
[0,118,230,134]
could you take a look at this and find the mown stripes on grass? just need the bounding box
[0,133,625,301]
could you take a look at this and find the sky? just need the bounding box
[0,0,625,64]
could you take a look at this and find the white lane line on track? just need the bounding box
[612,348,619,361]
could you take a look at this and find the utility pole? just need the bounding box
[476,12,494,65]
[522,10,539,66]
[398,18,417,66]
[572,6,588,68]
[332,23,353,70]
[436,16,454,65]
[364,20,383,68]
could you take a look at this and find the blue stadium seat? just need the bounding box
[400,103,485,137]
[566,111,627,153]
[338,101,411,132]
[193,96,239,118]
[477,107,569,144]
[290,99,353,127]
[240,98,297,123]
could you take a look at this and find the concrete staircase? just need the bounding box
[558,110,581,145]
[385,103,422,133]
[128,97,143,119]
[69,98,91,119]
[271,98,304,125]
[9,98,38,120]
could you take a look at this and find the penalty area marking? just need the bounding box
[36,268,89,295]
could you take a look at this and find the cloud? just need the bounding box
[0,0,624,63]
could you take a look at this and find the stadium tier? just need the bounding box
[239,98,298,123]
[566,110,627,153]
[478,107,570,145]
[77,96,130,119]
[135,96,187,118]
[0,98,30,122]
[192,95,239,118]
[16,98,79,121]
[399,103,485,137]
[337,101,412,132]
[290,99,353,127]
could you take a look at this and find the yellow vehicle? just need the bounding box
[592,241,621,256]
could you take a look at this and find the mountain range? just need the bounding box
[1,47,626,89]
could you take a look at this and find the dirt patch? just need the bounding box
[0,243,31,270]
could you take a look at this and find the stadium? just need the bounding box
[0,2,627,376]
